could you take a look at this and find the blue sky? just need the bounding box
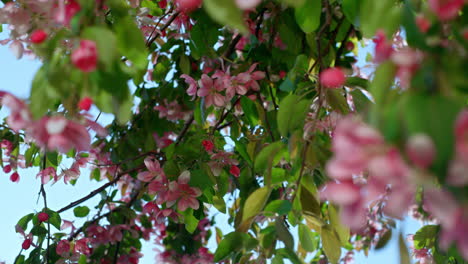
[0,31,421,263]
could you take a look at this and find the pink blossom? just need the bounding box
[326,116,384,180]
[405,134,436,169]
[137,157,164,182]
[154,100,188,121]
[321,180,361,206]
[454,109,468,161]
[175,0,202,13]
[155,208,180,224]
[32,116,91,153]
[424,188,468,260]
[447,158,468,186]
[181,74,198,100]
[236,0,262,10]
[197,74,226,107]
[54,0,81,26]
[0,92,32,132]
[207,151,239,176]
[428,0,463,20]
[56,240,71,257]
[75,238,92,256]
[153,132,175,149]
[36,167,57,184]
[71,40,98,72]
[373,30,394,63]
[166,171,202,211]
[415,15,431,33]
[9,40,23,59]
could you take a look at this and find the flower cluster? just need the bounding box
[181,63,265,108]
[138,157,202,212]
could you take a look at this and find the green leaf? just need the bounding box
[179,55,191,75]
[322,226,341,264]
[78,254,87,264]
[298,223,316,252]
[328,205,349,246]
[115,16,148,70]
[31,225,48,236]
[255,141,285,173]
[277,94,311,137]
[17,213,34,231]
[203,0,248,34]
[14,255,25,264]
[275,218,294,250]
[294,0,321,33]
[264,200,292,216]
[375,229,393,250]
[213,195,227,213]
[360,0,401,38]
[342,0,360,25]
[413,225,438,250]
[45,209,62,230]
[73,206,90,218]
[240,97,259,126]
[399,232,411,264]
[213,232,258,262]
[325,88,350,114]
[239,187,271,231]
[30,66,59,119]
[182,209,199,234]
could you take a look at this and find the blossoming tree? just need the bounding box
[0,0,467,263]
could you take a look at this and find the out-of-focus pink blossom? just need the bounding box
[405,134,436,169]
[416,15,431,33]
[236,0,262,10]
[373,30,394,63]
[32,116,91,153]
[71,40,98,72]
[0,92,32,131]
[424,188,468,260]
[428,0,463,21]
[326,116,384,180]
[54,0,81,26]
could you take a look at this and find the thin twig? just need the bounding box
[57,164,146,213]
[175,114,195,146]
[39,153,50,263]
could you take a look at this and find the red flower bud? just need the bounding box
[22,239,32,250]
[3,165,11,173]
[319,67,346,89]
[229,165,240,178]
[10,172,20,183]
[38,212,49,222]
[71,40,98,73]
[78,96,93,111]
[202,140,214,152]
[30,30,48,44]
